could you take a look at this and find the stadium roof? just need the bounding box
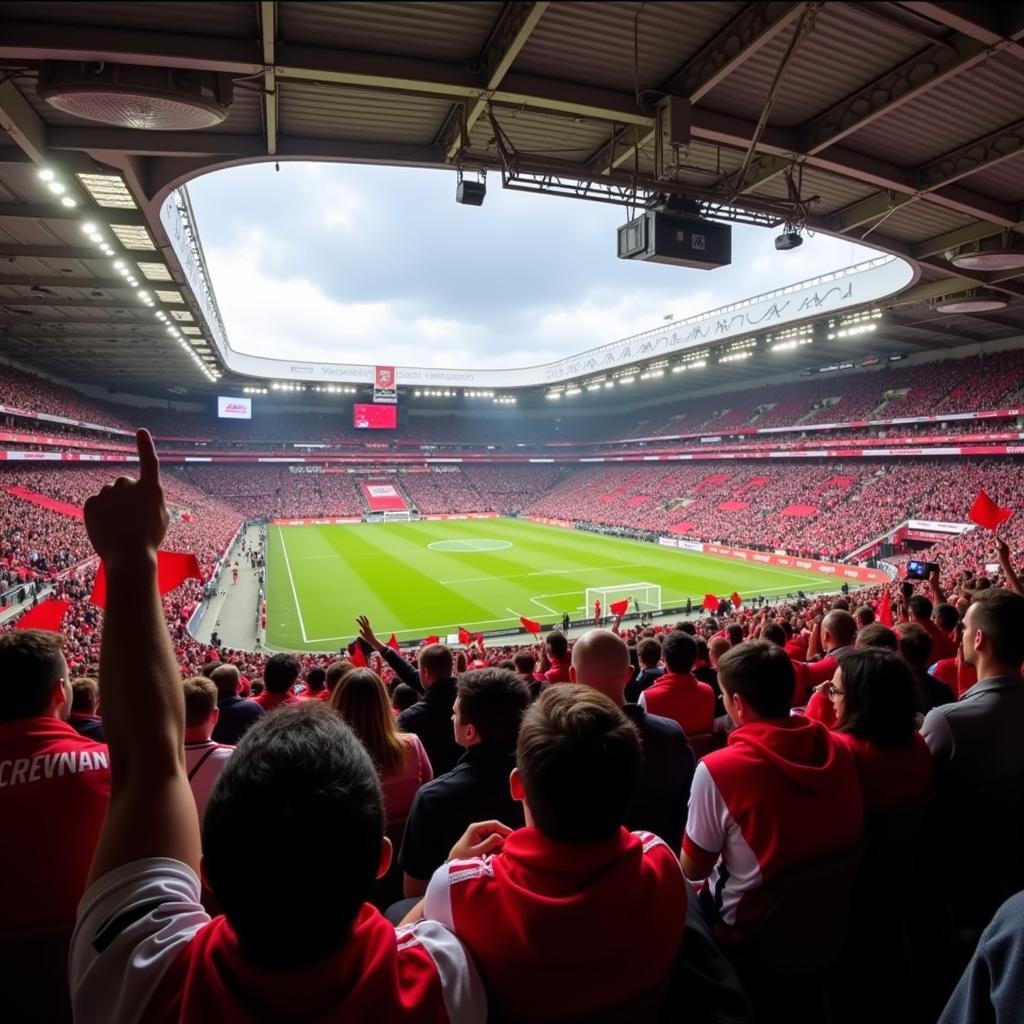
[0,1,1022,397]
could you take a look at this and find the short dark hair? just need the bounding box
[717,640,795,718]
[763,623,787,648]
[516,686,640,843]
[908,594,933,621]
[823,610,857,647]
[513,651,536,674]
[638,638,661,667]
[0,630,65,722]
[203,703,383,968]
[71,677,99,713]
[934,603,959,632]
[835,648,918,748]
[896,623,933,668]
[726,623,745,647]
[418,643,453,680]
[856,623,898,651]
[456,669,530,747]
[305,667,326,693]
[200,660,222,679]
[969,588,1024,666]
[676,621,696,635]
[325,659,353,692]
[832,598,850,611]
[391,682,419,712]
[263,653,300,694]
[854,605,876,627]
[210,663,241,700]
[661,631,698,674]
[546,631,569,659]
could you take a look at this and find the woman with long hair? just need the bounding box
[828,647,931,816]
[329,667,432,825]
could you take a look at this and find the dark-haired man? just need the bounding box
[358,615,462,774]
[69,676,105,741]
[923,588,1024,792]
[252,652,300,712]
[625,636,663,703]
[399,668,529,897]
[415,686,687,1023]
[303,665,329,700]
[210,663,262,745]
[69,430,486,1022]
[908,593,958,662]
[639,630,715,737]
[543,630,571,684]
[681,641,863,939]
[0,631,111,951]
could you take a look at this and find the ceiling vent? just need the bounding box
[38,62,232,130]
[934,289,1009,314]
[946,233,1024,272]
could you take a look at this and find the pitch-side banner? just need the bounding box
[374,366,397,404]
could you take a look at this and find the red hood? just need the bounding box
[727,717,841,795]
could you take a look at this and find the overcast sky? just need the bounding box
[188,162,877,370]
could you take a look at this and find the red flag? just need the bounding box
[969,489,1013,530]
[878,589,893,627]
[458,626,471,645]
[731,592,742,608]
[475,632,485,646]
[609,599,629,616]
[703,594,719,612]
[520,616,542,634]
[424,635,439,645]
[90,550,202,607]
[350,645,367,667]
[15,598,71,632]
[387,634,400,652]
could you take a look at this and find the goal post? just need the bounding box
[585,582,662,616]
[383,510,413,522]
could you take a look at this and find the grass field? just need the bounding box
[265,519,836,652]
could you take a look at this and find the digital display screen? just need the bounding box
[217,396,252,420]
[353,403,397,429]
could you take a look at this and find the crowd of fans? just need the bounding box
[5,431,1024,1023]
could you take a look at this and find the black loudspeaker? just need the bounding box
[456,180,486,206]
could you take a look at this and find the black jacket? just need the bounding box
[212,696,263,746]
[396,677,461,776]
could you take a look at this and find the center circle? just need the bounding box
[427,539,513,552]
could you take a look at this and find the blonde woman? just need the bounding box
[330,667,432,825]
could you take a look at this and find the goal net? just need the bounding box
[585,583,662,616]
[383,510,413,522]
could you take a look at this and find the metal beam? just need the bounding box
[0,244,116,261]
[439,1,549,160]
[911,222,1015,259]
[0,297,151,309]
[0,79,48,165]
[917,116,1024,190]
[260,2,278,157]
[0,202,147,226]
[0,275,124,288]
[797,33,990,154]
[588,2,810,175]
[49,127,266,158]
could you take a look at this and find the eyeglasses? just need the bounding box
[827,684,845,699]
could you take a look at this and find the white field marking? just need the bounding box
[427,539,513,553]
[277,527,308,644]
[440,562,645,586]
[529,597,558,614]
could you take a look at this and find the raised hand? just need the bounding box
[83,429,168,569]
[355,614,383,651]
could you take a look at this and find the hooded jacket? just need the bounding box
[684,716,863,933]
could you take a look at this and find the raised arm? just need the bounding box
[358,614,422,691]
[83,429,200,884]
[996,537,1024,597]
[928,567,948,605]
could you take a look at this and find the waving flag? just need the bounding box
[520,616,542,634]
[475,632,485,646]
[350,645,367,668]
[969,489,1013,530]
[878,589,893,627]
[424,635,439,645]
[387,634,400,652]
[90,550,202,607]
[731,592,742,608]
[703,594,719,612]
[458,626,471,645]
[15,598,71,632]
[609,599,630,616]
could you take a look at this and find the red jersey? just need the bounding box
[0,717,110,935]
[638,671,716,736]
[425,827,685,1023]
[932,656,977,699]
[251,690,300,713]
[544,657,571,685]
[833,730,932,817]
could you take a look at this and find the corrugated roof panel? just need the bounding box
[280,2,501,63]
[278,82,450,143]
[0,0,254,35]
[700,4,925,127]
[873,201,976,243]
[477,108,615,159]
[515,2,745,94]
[842,52,1024,167]
[747,166,877,216]
[934,152,1024,204]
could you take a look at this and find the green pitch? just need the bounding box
[265,519,837,652]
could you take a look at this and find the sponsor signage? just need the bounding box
[217,396,252,420]
[374,365,397,404]
[353,403,398,430]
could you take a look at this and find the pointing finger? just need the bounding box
[136,428,160,487]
